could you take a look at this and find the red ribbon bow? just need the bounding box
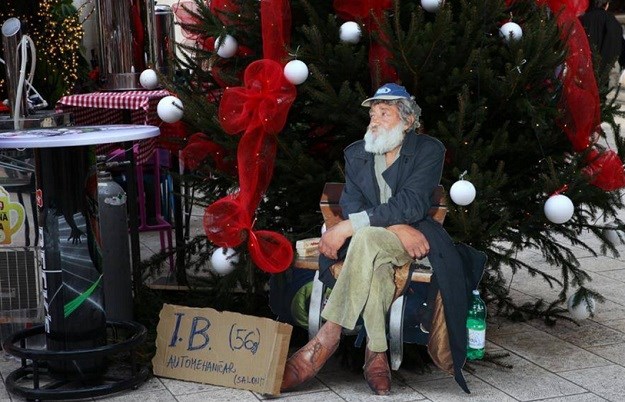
[204,59,296,273]
[219,60,297,135]
[180,132,233,173]
[583,149,625,191]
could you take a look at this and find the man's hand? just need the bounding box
[387,224,429,259]
[318,219,353,259]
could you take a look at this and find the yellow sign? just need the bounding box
[0,186,25,245]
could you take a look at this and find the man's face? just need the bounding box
[368,103,404,136]
[364,102,407,154]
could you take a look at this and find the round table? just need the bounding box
[0,124,159,376]
[0,124,159,147]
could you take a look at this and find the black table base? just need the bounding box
[2,321,148,401]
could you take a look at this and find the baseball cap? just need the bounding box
[361,83,411,107]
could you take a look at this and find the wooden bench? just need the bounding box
[293,182,448,370]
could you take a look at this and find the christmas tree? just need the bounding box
[157,0,625,321]
[0,0,89,107]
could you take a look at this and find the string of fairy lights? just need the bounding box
[0,0,84,98]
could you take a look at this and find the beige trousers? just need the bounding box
[320,226,412,352]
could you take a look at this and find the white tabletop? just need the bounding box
[0,124,160,148]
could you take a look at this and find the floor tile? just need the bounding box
[559,364,625,402]
[262,377,329,398]
[586,342,625,366]
[317,368,426,401]
[469,353,584,401]
[488,327,610,372]
[588,299,625,323]
[409,374,517,401]
[585,255,625,272]
[175,387,259,401]
[534,392,609,401]
[94,390,177,401]
[529,318,625,348]
[487,317,536,338]
[601,318,625,333]
[594,268,625,283]
[159,377,227,396]
[261,390,345,401]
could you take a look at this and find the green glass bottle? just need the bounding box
[466,289,486,360]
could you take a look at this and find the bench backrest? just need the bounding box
[320,183,447,228]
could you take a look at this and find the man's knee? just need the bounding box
[351,226,389,245]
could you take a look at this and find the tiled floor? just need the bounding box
[3,109,625,401]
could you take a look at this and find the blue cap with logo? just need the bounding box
[361,83,412,107]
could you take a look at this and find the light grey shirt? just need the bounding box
[348,150,400,231]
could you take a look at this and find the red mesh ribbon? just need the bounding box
[583,149,625,191]
[369,44,397,85]
[536,0,599,152]
[204,60,296,273]
[333,0,397,85]
[534,0,624,190]
[180,132,232,173]
[219,60,296,134]
[261,0,291,63]
[333,0,392,30]
[209,0,241,26]
[535,0,588,16]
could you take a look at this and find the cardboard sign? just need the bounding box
[152,303,292,395]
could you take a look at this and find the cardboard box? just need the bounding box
[152,304,292,395]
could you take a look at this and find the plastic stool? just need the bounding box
[135,150,174,271]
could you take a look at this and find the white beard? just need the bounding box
[364,123,406,154]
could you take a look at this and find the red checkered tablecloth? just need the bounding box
[56,90,170,164]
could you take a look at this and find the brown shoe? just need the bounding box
[280,334,339,392]
[363,348,391,395]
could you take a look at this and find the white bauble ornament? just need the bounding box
[339,21,362,44]
[449,180,476,206]
[567,294,596,320]
[210,247,239,275]
[215,34,238,58]
[284,60,309,85]
[544,194,574,224]
[139,69,159,89]
[421,0,443,12]
[157,95,184,123]
[499,22,523,42]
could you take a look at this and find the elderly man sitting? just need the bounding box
[281,83,486,396]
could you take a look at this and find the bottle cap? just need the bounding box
[472,289,480,295]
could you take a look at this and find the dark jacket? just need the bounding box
[580,7,623,71]
[340,131,445,227]
[319,131,486,393]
